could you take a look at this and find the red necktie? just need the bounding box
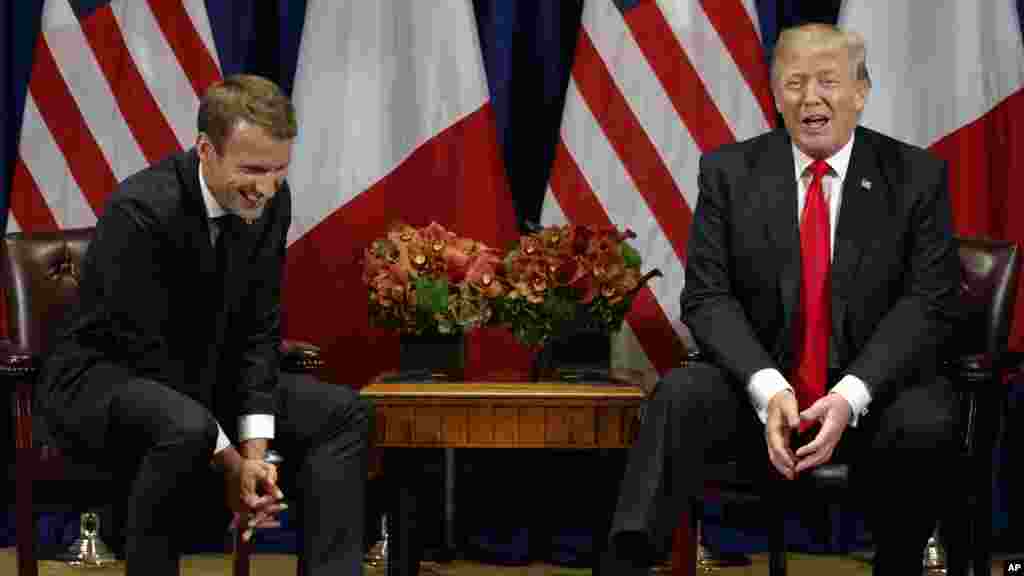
[794,159,831,432]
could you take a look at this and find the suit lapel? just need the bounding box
[756,132,801,357]
[831,128,884,343]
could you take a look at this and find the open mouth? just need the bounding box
[802,115,830,131]
[239,189,263,209]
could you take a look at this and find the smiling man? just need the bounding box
[38,75,372,576]
[602,23,961,575]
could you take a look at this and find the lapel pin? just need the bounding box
[860,178,872,190]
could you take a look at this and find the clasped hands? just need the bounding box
[765,389,851,480]
[223,448,287,542]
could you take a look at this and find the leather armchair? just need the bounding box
[675,235,1020,575]
[0,228,323,576]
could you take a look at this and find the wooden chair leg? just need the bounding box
[233,524,251,576]
[768,505,786,576]
[670,508,694,576]
[16,448,37,576]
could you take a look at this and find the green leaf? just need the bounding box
[415,277,449,315]
[620,242,642,268]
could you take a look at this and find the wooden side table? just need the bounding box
[361,372,696,575]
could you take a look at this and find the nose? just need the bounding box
[803,80,824,105]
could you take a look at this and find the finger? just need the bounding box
[794,428,828,458]
[245,493,278,510]
[799,401,825,422]
[251,502,289,519]
[793,454,819,474]
[795,446,833,474]
[769,451,795,480]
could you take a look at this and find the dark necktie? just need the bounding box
[211,215,234,274]
[793,159,831,431]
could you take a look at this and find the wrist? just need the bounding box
[213,445,243,475]
[239,439,268,461]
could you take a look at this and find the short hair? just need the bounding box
[771,23,871,89]
[197,74,297,152]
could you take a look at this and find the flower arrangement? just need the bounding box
[495,223,661,346]
[363,221,505,335]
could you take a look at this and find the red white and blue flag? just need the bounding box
[8,0,221,233]
[7,0,523,385]
[840,0,1024,350]
[542,0,776,375]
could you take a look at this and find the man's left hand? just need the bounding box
[794,393,851,474]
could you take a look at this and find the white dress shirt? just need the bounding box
[199,166,275,454]
[747,133,872,426]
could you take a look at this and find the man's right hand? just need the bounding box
[224,457,287,542]
[765,389,800,480]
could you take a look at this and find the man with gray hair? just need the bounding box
[602,23,959,575]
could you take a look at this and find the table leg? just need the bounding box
[442,447,456,560]
[386,450,423,576]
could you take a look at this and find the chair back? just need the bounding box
[1,228,94,356]
[953,236,1020,367]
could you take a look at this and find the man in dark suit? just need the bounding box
[602,23,961,575]
[38,74,372,575]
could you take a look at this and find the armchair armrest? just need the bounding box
[944,351,1022,389]
[279,339,324,373]
[0,339,40,383]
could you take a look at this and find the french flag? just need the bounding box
[283,1,527,386]
[840,0,1024,350]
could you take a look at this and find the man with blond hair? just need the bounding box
[39,74,372,575]
[602,23,960,575]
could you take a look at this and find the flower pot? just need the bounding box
[398,333,466,380]
[530,305,611,381]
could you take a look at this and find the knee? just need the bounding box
[159,401,217,455]
[321,387,375,444]
[654,362,732,411]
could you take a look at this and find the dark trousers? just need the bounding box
[602,362,960,576]
[46,371,373,576]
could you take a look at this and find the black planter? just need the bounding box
[398,332,466,380]
[530,306,612,382]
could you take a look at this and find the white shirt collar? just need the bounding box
[792,130,856,183]
[198,158,228,219]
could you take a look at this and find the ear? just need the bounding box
[196,133,214,164]
[853,79,868,115]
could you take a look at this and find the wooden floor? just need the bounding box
[0,548,1011,575]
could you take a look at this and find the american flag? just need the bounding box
[8,0,220,233]
[542,0,776,375]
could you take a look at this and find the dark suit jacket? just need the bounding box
[39,149,289,439]
[681,126,960,405]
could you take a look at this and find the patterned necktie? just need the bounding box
[794,159,831,431]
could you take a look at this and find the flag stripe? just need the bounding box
[39,1,148,184]
[145,0,221,99]
[698,0,776,124]
[10,158,59,232]
[110,1,210,148]
[28,37,114,214]
[559,80,687,349]
[548,139,682,374]
[622,1,735,152]
[17,95,97,230]
[572,28,692,266]
[80,5,182,164]
[547,0,773,374]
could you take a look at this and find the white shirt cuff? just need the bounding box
[830,374,872,427]
[214,422,231,454]
[747,368,792,424]
[238,414,275,442]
